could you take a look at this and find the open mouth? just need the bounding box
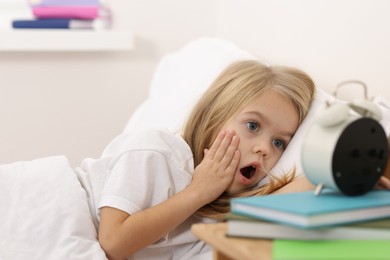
[240,165,257,180]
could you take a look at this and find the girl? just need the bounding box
[76,60,316,259]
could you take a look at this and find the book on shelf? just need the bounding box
[12,18,110,30]
[31,6,110,20]
[28,0,100,6]
[226,213,390,240]
[230,189,390,229]
[273,240,390,260]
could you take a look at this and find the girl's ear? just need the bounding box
[384,136,390,179]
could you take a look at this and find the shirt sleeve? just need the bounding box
[98,149,175,216]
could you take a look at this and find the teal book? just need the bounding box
[230,189,390,229]
[273,240,390,260]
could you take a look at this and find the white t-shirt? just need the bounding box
[75,128,213,260]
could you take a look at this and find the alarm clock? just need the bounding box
[301,81,388,196]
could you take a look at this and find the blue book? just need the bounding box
[12,19,107,29]
[230,189,390,229]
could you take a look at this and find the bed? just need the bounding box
[1,37,390,260]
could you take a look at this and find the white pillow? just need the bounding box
[124,37,390,180]
[124,36,257,133]
[0,156,107,260]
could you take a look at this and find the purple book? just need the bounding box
[28,0,100,6]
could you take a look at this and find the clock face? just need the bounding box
[332,118,388,196]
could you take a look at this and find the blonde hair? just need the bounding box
[182,60,316,219]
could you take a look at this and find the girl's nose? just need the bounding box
[252,139,271,156]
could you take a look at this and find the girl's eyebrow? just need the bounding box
[243,111,295,139]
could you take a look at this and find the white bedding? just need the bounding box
[0,156,107,260]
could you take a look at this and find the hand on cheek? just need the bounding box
[190,130,240,204]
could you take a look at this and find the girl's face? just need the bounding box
[221,89,300,195]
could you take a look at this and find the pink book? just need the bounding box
[32,6,109,20]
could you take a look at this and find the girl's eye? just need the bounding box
[273,138,286,150]
[246,121,259,132]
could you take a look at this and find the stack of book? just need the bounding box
[228,189,390,259]
[12,0,111,30]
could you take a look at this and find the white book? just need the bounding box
[226,214,390,240]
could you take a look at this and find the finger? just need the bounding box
[225,150,240,174]
[206,131,226,159]
[378,176,390,189]
[213,130,236,162]
[376,177,388,189]
[219,135,240,169]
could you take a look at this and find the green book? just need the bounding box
[273,240,390,260]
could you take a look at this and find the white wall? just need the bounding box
[2,0,389,167]
[216,0,390,100]
[0,0,216,166]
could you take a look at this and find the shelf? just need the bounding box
[0,30,134,52]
